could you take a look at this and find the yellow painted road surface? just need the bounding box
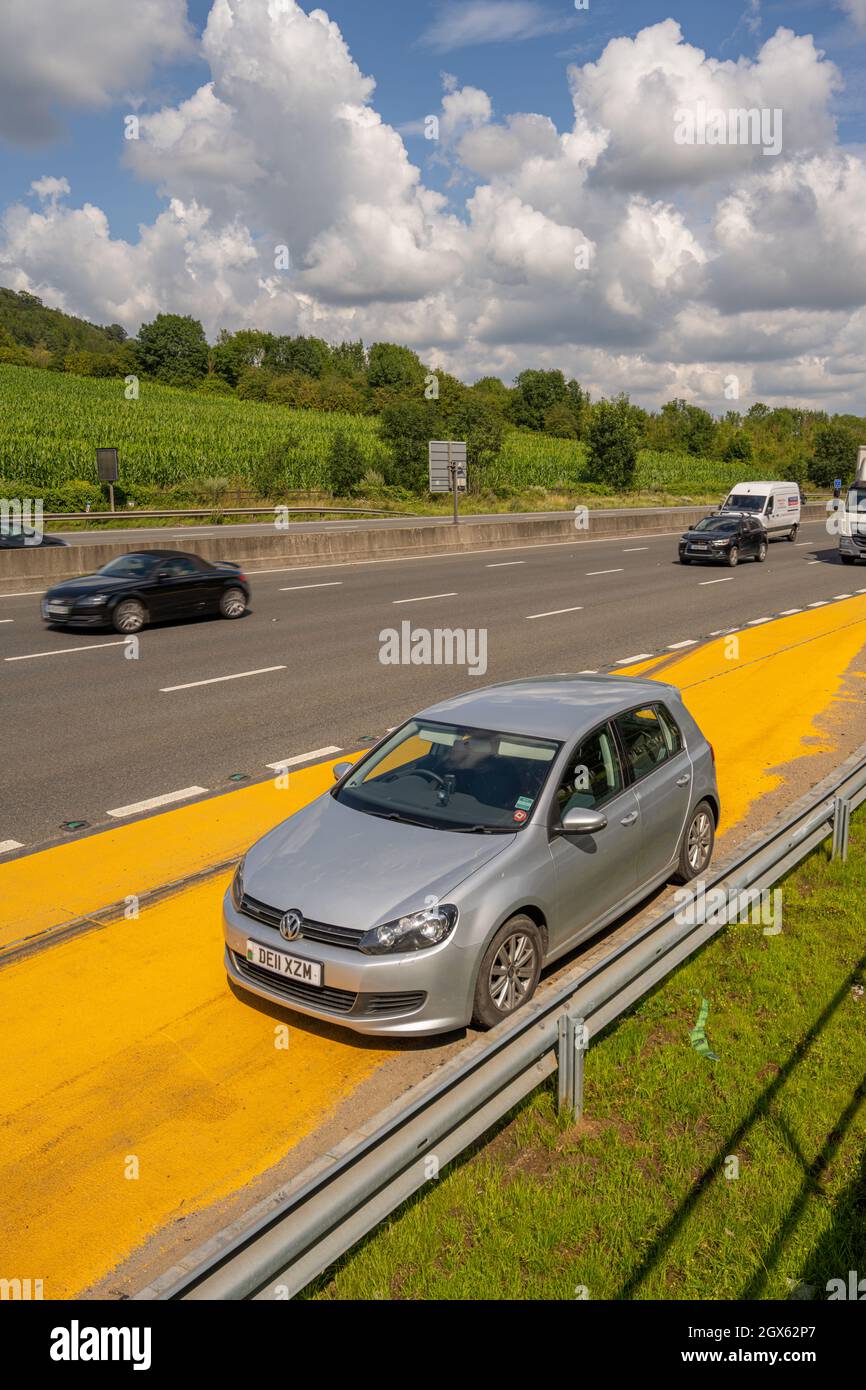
[2,600,866,1297]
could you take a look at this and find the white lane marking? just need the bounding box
[486,561,525,568]
[0,591,44,599]
[794,542,813,547]
[699,577,734,586]
[779,608,803,616]
[709,628,737,636]
[393,592,457,605]
[107,787,209,818]
[525,605,584,620]
[622,547,649,552]
[807,601,828,608]
[577,669,598,674]
[0,619,13,624]
[807,560,820,565]
[833,593,853,599]
[748,618,770,626]
[278,581,343,592]
[667,639,697,649]
[858,587,866,593]
[160,665,286,692]
[586,568,624,576]
[0,840,24,854]
[5,640,126,663]
[266,746,342,771]
[615,653,654,664]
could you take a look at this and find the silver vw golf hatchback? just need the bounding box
[223,675,719,1036]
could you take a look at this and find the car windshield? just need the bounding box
[693,518,740,534]
[97,555,160,579]
[724,493,766,512]
[334,719,561,832]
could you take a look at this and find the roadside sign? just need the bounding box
[96,448,119,483]
[428,441,467,494]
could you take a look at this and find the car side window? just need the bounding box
[555,725,622,815]
[615,706,669,781]
[162,557,199,577]
[655,704,683,755]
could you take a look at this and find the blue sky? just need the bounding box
[2,0,864,243]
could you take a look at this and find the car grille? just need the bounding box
[366,992,426,1015]
[232,952,357,1013]
[239,893,365,950]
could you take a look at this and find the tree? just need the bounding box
[586,394,639,492]
[328,431,366,497]
[511,369,567,431]
[378,398,436,491]
[136,314,209,386]
[722,433,753,463]
[367,342,426,390]
[543,403,580,438]
[809,424,859,489]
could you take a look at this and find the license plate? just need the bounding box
[245,940,323,986]
[691,544,709,551]
[45,603,70,616]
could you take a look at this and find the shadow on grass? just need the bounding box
[613,947,866,1300]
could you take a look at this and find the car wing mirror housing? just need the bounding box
[332,761,354,782]
[560,806,608,835]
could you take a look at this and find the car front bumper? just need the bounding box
[41,600,109,626]
[839,537,865,560]
[222,889,477,1036]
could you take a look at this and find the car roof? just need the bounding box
[108,550,198,561]
[415,674,679,742]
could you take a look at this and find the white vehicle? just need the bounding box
[720,481,801,540]
[838,446,866,566]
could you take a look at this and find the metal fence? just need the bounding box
[138,742,866,1302]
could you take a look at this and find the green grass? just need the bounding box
[2,362,784,500]
[308,820,866,1301]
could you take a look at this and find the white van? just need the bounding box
[720,481,801,541]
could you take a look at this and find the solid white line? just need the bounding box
[667,639,697,649]
[779,608,802,616]
[107,787,209,818]
[5,640,126,663]
[622,547,649,553]
[486,561,525,568]
[699,577,734,586]
[525,605,584,620]
[278,582,343,592]
[0,840,24,854]
[393,592,457,605]
[586,568,624,576]
[160,665,286,692]
[616,653,654,664]
[266,746,342,771]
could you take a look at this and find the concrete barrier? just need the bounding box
[0,503,830,593]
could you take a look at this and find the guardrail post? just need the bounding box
[831,795,851,862]
[557,1013,587,1119]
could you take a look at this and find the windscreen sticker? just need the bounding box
[513,809,528,823]
[515,796,534,810]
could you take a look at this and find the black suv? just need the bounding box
[679,514,768,567]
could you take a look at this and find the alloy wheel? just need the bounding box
[687,810,713,873]
[488,932,538,1013]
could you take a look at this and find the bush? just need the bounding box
[586,395,639,492]
[197,376,235,396]
[328,430,366,497]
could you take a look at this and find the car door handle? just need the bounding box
[676,774,691,786]
[620,811,638,827]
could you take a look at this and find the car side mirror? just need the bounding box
[332,761,354,781]
[560,806,608,835]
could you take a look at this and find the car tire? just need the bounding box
[471,915,543,1030]
[673,800,716,884]
[755,539,768,563]
[219,587,248,619]
[840,555,857,566]
[726,545,739,568]
[111,599,146,634]
[788,525,799,542]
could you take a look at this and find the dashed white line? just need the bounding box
[0,840,24,854]
[699,577,734,586]
[278,581,343,592]
[393,592,458,605]
[622,547,649,553]
[5,640,126,662]
[779,608,803,616]
[525,605,584,620]
[667,639,697,649]
[0,619,13,624]
[748,618,771,626]
[615,653,654,664]
[107,787,209,818]
[586,568,624,576]
[486,561,525,568]
[577,669,598,674]
[266,746,342,771]
[160,665,286,692]
[807,601,829,608]
[833,593,853,600]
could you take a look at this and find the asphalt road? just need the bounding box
[1,516,859,847]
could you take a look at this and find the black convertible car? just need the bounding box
[41,551,250,633]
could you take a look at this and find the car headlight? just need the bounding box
[711,539,729,546]
[359,903,458,955]
[230,859,245,911]
[77,593,109,606]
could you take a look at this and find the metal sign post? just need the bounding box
[428,441,467,524]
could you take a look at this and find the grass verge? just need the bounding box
[309,818,866,1301]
